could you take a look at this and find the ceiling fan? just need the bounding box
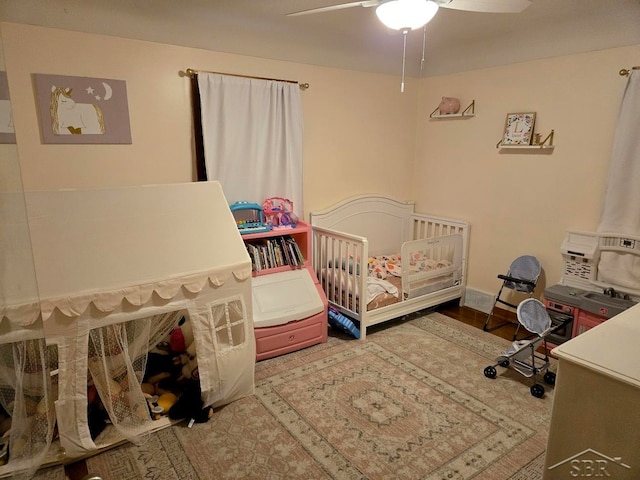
[287,0,533,91]
[287,0,533,18]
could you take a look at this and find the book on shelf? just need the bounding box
[245,235,305,272]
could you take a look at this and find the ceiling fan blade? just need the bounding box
[287,1,381,17]
[438,0,532,13]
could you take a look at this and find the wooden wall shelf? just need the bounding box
[430,100,475,119]
[497,144,555,151]
[497,129,555,151]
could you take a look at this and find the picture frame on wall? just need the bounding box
[0,71,16,144]
[33,73,132,144]
[501,112,536,145]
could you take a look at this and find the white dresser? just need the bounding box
[543,303,640,479]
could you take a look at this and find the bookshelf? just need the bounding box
[241,221,312,275]
[241,221,328,360]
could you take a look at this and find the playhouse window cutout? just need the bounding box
[212,299,246,349]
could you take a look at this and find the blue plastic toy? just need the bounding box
[328,307,360,339]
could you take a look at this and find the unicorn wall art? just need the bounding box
[34,73,132,144]
[50,86,105,135]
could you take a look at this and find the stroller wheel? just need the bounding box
[499,359,510,368]
[530,384,545,398]
[483,366,497,379]
[543,371,556,385]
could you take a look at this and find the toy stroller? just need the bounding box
[483,298,562,398]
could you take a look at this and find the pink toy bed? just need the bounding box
[310,195,469,339]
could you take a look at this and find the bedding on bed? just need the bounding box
[368,253,453,279]
[322,252,454,310]
[321,269,398,304]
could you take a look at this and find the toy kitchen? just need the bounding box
[543,230,640,347]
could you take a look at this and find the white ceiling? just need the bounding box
[1,0,640,77]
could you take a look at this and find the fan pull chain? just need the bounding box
[421,25,426,72]
[401,29,408,93]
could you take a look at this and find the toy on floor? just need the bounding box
[87,383,109,440]
[142,316,199,394]
[168,379,213,425]
[328,307,361,339]
[142,316,213,423]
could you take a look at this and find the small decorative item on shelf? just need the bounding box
[229,201,272,234]
[438,97,461,115]
[501,112,536,145]
[429,99,475,118]
[533,130,555,147]
[262,197,298,230]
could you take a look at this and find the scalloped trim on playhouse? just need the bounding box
[1,264,251,325]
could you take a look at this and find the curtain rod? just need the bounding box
[185,68,309,90]
[619,66,640,76]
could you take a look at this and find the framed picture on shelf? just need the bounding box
[501,112,536,145]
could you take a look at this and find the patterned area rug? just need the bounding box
[82,312,553,479]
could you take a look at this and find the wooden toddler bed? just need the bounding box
[310,195,469,339]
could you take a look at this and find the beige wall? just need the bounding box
[3,21,640,303]
[0,29,21,193]
[414,45,640,296]
[0,22,417,215]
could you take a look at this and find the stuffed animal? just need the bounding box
[169,317,200,382]
[156,392,179,413]
[168,379,213,424]
[141,316,210,423]
[142,316,199,394]
[169,317,196,360]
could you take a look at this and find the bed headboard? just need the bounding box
[310,195,414,256]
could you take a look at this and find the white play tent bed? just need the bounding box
[310,195,469,339]
[0,181,255,477]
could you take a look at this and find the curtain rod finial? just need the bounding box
[186,68,197,77]
[620,66,640,76]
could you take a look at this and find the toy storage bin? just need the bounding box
[252,269,327,360]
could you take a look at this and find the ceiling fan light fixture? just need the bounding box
[375,0,439,31]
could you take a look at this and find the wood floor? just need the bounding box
[436,300,555,358]
[436,299,521,341]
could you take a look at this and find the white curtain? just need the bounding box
[597,69,640,288]
[197,73,304,217]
